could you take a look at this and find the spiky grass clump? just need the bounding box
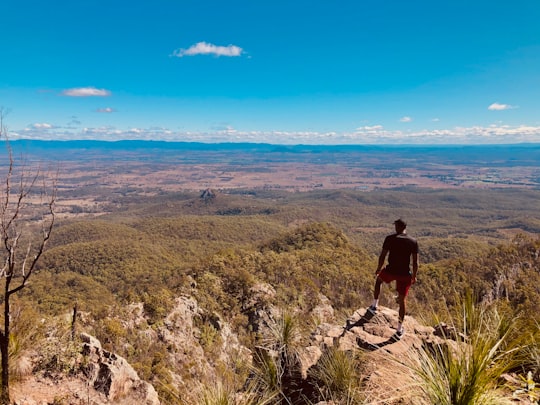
[196,382,236,405]
[195,377,277,405]
[524,321,540,381]
[247,311,305,403]
[308,346,364,403]
[408,296,528,405]
[6,304,45,380]
[249,348,282,400]
[266,311,302,364]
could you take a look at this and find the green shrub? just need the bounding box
[142,289,174,325]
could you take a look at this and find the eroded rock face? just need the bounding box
[81,333,160,405]
[13,296,467,405]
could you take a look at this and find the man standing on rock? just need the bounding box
[368,218,418,339]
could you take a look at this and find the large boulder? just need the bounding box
[81,333,160,405]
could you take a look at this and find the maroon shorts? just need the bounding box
[377,268,413,296]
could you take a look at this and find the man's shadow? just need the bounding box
[340,309,375,337]
[340,310,400,351]
[356,335,400,351]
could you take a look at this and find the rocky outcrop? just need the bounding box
[11,298,529,404]
[297,305,456,404]
[200,188,216,202]
[80,333,160,405]
[306,305,448,357]
[11,332,161,405]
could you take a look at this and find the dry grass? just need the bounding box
[359,350,425,405]
[400,297,529,405]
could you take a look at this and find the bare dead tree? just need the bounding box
[0,109,56,404]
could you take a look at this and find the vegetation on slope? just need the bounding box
[13,188,540,403]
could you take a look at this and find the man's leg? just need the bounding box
[395,276,412,330]
[374,277,382,300]
[369,277,383,312]
[397,293,406,327]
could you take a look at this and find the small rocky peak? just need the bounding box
[200,188,216,202]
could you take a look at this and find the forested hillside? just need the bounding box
[13,188,540,403]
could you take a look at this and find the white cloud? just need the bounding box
[62,87,112,97]
[96,107,116,113]
[488,102,517,111]
[8,124,540,145]
[32,123,53,129]
[172,42,244,58]
[400,116,412,123]
[357,125,383,131]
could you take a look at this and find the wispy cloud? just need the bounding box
[62,87,112,97]
[96,107,116,113]
[356,125,384,132]
[488,102,517,111]
[172,42,244,58]
[32,123,53,129]
[400,116,412,123]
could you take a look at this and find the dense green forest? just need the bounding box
[15,187,540,403]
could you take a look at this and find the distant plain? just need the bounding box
[2,140,538,255]
[5,141,539,207]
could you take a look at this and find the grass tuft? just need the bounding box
[308,346,364,403]
[406,294,529,405]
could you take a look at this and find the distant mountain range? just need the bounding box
[2,139,540,167]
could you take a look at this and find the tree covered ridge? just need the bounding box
[30,211,540,320]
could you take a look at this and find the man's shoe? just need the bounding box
[392,328,404,341]
[367,305,377,315]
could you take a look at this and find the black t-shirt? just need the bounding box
[382,233,418,276]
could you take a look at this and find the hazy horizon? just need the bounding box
[6,138,540,149]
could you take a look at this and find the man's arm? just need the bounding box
[411,252,418,283]
[376,248,388,274]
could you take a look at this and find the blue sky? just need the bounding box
[2,0,540,144]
